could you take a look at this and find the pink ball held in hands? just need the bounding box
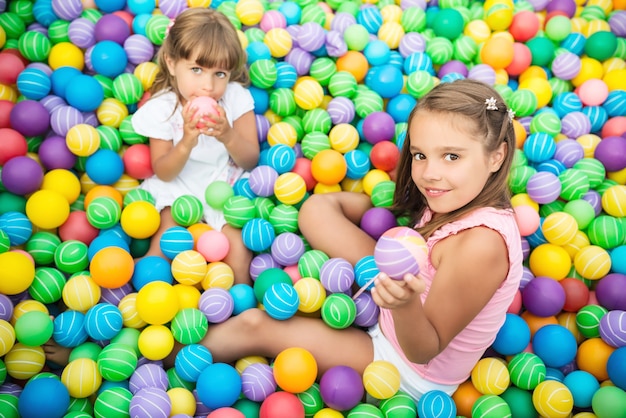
[190,96,218,128]
[374,226,428,280]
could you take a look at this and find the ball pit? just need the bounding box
[1,0,626,416]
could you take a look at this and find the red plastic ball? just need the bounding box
[0,128,28,165]
[370,141,400,172]
[0,52,26,85]
[0,100,15,129]
[508,10,540,42]
[123,143,154,179]
[259,392,305,418]
[560,277,590,312]
[505,42,532,76]
[291,157,316,191]
[207,408,245,418]
[58,210,100,245]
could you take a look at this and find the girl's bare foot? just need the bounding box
[43,339,72,367]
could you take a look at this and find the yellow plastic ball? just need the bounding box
[529,243,572,280]
[532,380,573,418]
[562,230,590,260]
[62,273,102,313]
[329,123,359,153]
[25,189,70,230]
[235,355,269,374]
[511,193,540,211]
[41,168,81,203]
[264,27,293,58]
[171,250,208,286]
[0,252,35,295]
[0,320,16,357]
[97,97,128,128]
[138,324,175,360]
[314,409,344,418]
[574,245,611,280]
[66,124,101,157]
[173,284,202,309]
[607,167,626,185]
[294,277,326,313]
[274,172,307,206]
[601,185,626,217]
[4,343,45,380]
[519,66,549,83]
[48,42,84,70]
[604,68,626,91]
[135,281,180,325]
[471,357,510,395]
[362,169,391,196]
[168,387,196,416]
[571,57,604,87]
[576,134,601,158]
[201,261,234,290]
[518,77,552,109]
[267,121,298,147]
[0,83,18,101]
[113,174,140,195]
[61,358,102,398]
[294,78,324,110]
[377,21,405,50]
[381,4,403,23]
[341,177,364,193]
[485,4,514,31]
[118,292,148,329]
[11,300,48,325]
[541,212,578,246]
[120,200,161,239]
[134,61,159,91]
[235,0,264,26]
[464,19,492,44]
[363,360,401,399]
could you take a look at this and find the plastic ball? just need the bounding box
[241,362,276,402]
[274,172,307,206]
[174,343,213,382]
[14,310,53,347]
[25,189,70,229]
[129,362,168,394]
[273,347,317,394]
[532,380,574,418]
[1,155,44,195]
[471,394,512,418]
[61,357,102,398]
[374,226,427,280]
[242,218,276,252]
[202,261,235,290]
[120,200,160,239]
[90,40,128,78]
[471,357,510,396]
[129,387,171,418]
[532,324,578,368]
[595,136,626,172]
[84,302,123,341]
[259,391,305,418]
[135,281,180,325]
[198,287,234,323]
[379,392,418,417]
[318,365,364,411]
[417,390,457,418]
[90,246,134,288]
[0,251,35,295]
[48,41,84,71]
[321,292,356,329]
[17,377,70,418]
[170,307,207,345]
[97,342,138,382]
[94,387,133,418]
[362,360,400,400]
[293,277,326,313]
[196,363,242,410]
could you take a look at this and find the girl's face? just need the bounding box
[409,111,506,215]
[166,53,230,104]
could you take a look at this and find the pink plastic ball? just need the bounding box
[260,10,287,31]
[513,205,540,236]
[197,230,230,262]
[259,391,305,418]
[0,52,26,85]
[207,408,245,418]
[374,226,428,280]
[577,79,609,107]
[123,143,154,179]
[0,128,27,165]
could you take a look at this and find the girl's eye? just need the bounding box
[216,71,228,79]
[413,153,425,161]
[191,67,202,74]
[444,153,459,161]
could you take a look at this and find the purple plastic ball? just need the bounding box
[40,94,67,113]
[594,136,626,172]
[38,135,77,170]
[526,171,562,204]
[95,13,131,44]
[158,0,188,18]
[546,0,577,17]
[325,30,348,57]
[100,283,132,305]
[551,52,581,80]
[256,115,270,143]
[362,111,395,144]
[467,63,496,85]
[438,60,468,78]
[1,156,44,195]
[51,0,82,20]
[360,207,397,240]
[609,11,626,37]
[319,365,364,411]
[326,96,355,125]
[50,105,84,136]
[320,257,355,293]
[522,276,566,317]
[560,112,591,139]
[9,100,50,137]
[198,288,234,323]
[285,47,314,76]
[297,22,325,52]
[124,34,155,65]
[248,165,279,197]
[68,17,96,48]
[554,138,584,167]
[129,363,169,394]
[599,310,626,348]
[270,232,305,266]
[250,253,281,280]
[241,363,276,402]
[595,273,626,311]
[582,190,603,216]
[330,12,356,33]
[0,294,13,322]
[129,387,171,418]
[354,292,379,327]
[398,32,426,58]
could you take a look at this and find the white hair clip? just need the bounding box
[165,18,175,38]
[485,97,498,111]
[507,108,515,122]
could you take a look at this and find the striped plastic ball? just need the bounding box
[84,302,123,341]
[532,380,573,418]
[242,362,276,402]
[551,52,581,80]
[599,310,626,348]
[123,33,154,65]
[268,204,299,234]
[199,287,234,324]
[94,387,133,418]
[171,308,208,345]
[374,226,427,280]
[326,96,355,125]
[271,232,305,266]
[507,352,546,390]
[129,387,171,418]
[16,67,51,100]
[171,194,204,227]
[17,30,52,62]
[558,168,590,201]
[29,266,65,304]
[471,395,512,418]
[223,196,256,228]
[129,363,168,394]
[320,257,354,293]
[68,18,96,49]
[417,390,456,418]
[321,293,356,330]
[274,172,306,206]
[263,282,299,320]
[561,111,591,138]
[298,249,329,280]
[97,342,138,381]
[175,343,213,382]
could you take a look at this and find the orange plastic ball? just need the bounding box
[452,380,483,417]
[480,36,514,70]
[576,337,615,382]
[336,51,369,83]
[273,347,318,393]
[310,149,347,185]
[90,246,134,289]
[84,185,123,210]
[521,311,559,337]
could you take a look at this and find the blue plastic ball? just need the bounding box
[357,6,383,34]
[249,85,269,114]
[263,282,299,320]
[417,390,457,418]
[84,302,124,341]
[229,283,257,315]
[364,40,391,66]
[132,255,174,290]
[274,62,298,89]
[131,13,152,36]
[196,363,242,409]
[610,246,626,275]
[242,218,276,252]
[88,232,130,261]
[85,149,125,185]
[532,324,578,368]
[246,41,272,64]
[582,105,608,133]
[608,346,626,391]
[279,1,301,25]
[354,255,379,290]
[561,32,587,56]
[175,344,214,382]
[403,51,435,75]
[17,67,52,100]
[53,310,89,348]
[266,144,297,174]
[536,159,567,176]
[344,149,371,179]
[159,226,194,260]
[386,93,417,123]
[492,313,531,356]
[365,64,403,99]
[523,132,557,164]
[563,370,600,408]
[233,177,256,200]
[90,40,128,78]
[603,90,626,118]
[94,0,126,13]
[552,92,583,118]
[50,66,81,99]
[65,74,105,112]
[18,377,70,418]
[127,0,156,15]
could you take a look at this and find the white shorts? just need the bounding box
[367,324,458,403]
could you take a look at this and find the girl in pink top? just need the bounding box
[198,79,522,401]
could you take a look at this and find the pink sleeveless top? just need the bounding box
[378,207,523,385]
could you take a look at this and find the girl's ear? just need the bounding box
[489,142,507,173]
[164,54,176,76]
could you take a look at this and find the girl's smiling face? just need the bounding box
[166,54,230,104]
[409,111,506,215]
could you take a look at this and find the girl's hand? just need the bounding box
[181,101,203,148]
[371,272,427,309]
[198,105,231,143]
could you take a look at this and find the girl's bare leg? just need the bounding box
[200,308,374,376]
[298,192,376,265]
[222,224,252,286]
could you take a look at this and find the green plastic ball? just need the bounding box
[17,30,51,62]
[297,382,324,417]
[587,215,624,250]
[371,180,396,208]
[96,126,123,152]
[472,394,512,418]
[544,15,572,42]
[379,391,418,417]
[530,111,562,137]
[576,304,608,339]
[348,403,385,417]
[406,70,435,98]
[526,37,556,67]
[123,188,156,206]
[310,57,337,86]
[401,7,427,33]
[585,31,618,61]
[508,352,546,390]
[29,266,65,304]
[249,59,277,89]
[432,8,464,40]
[69,341,102,362]
[171,194,204,226]
[572,158,606,189]
[499,386,536,418]
[301,132,331,160]
[298,249,330,280]
[97,343,138,382]
[205,180,234,211]
[343,23,370,51]
[54,240,90,274]
[25,231,61,265]
[328,71,358,99]
[591,386,626,418]
[0,394,19,418]
[508,89,538,118]
[93,387,133,418]
[302,108,332,135]
[269,88,297,117]
[86,196,122,229]
[171,308,209,345]
[144,14,170,46]
[559,168,591,201]
[112,73,144,105]
[562,199,596,230]
[14,310,53,346]
[167,366,195,390]
[234,398,262,418]
[268,204,299,234]
[321,293,356,329]
[253,196,275,220]
[508,165,537,195]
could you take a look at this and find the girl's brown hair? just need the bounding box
[150,8,250,102]
[392,79,516,239]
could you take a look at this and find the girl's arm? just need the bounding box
[373,226,509,364]
[202,108,259,171]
